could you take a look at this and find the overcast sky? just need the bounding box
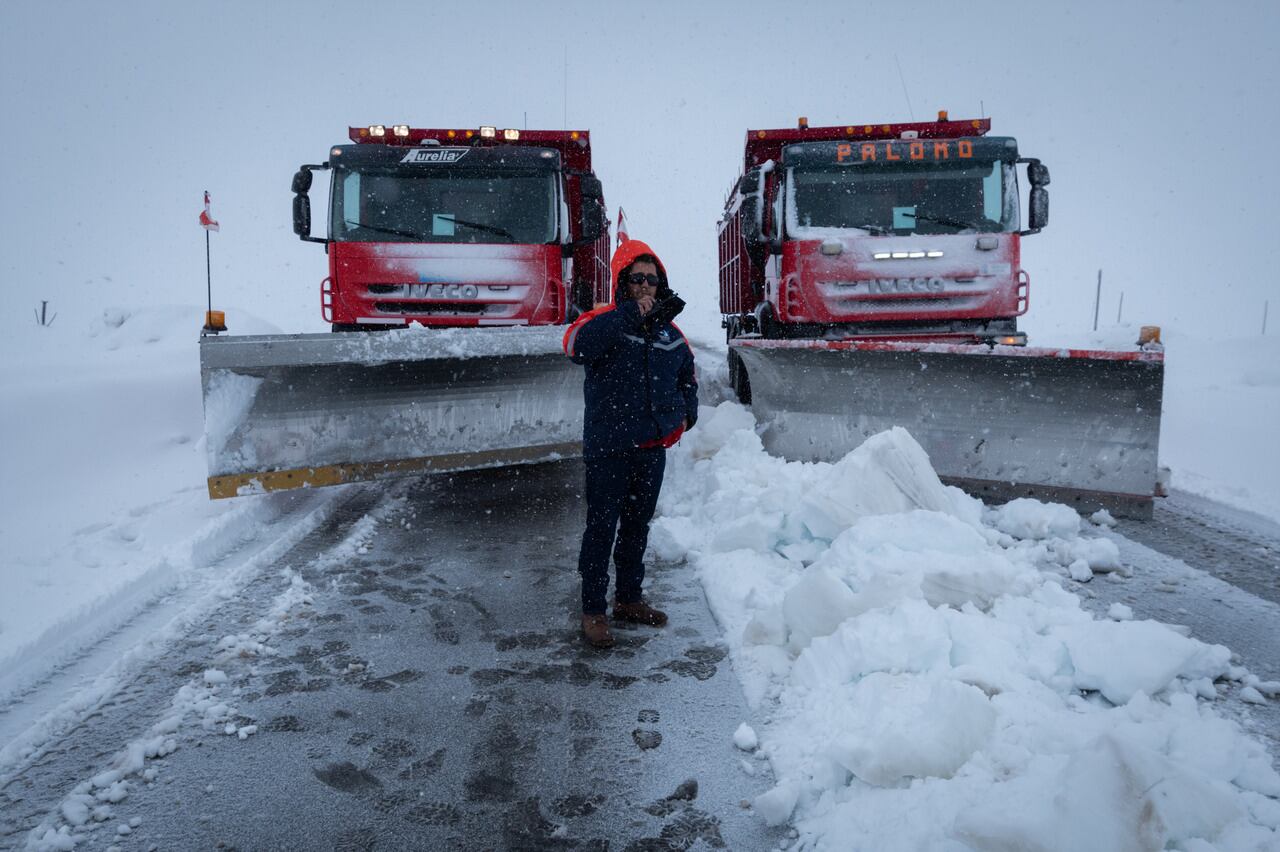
[2,0,1277,343]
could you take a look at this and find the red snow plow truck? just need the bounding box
[198,125,611,498]
[720,114,1164,517]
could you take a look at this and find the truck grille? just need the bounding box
[373,301,487,315]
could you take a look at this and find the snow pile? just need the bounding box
[655,403,1280,849]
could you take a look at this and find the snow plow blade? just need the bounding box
[732,340,1165,519]
[200,327,582,499]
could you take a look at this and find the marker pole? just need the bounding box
[1092,269,1102,332]
[206,226,213,321]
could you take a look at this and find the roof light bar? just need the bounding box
[392,125,410,137]
[503,129,520,140]
[368,125,386,137]
[479,126,497,138]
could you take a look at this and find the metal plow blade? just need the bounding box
[733,339,1165,518]
[200,328,582,499]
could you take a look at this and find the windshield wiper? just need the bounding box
[343,219,424,240]
[902,211,982,231]
[851,223,892,235]
[448,217,517,242]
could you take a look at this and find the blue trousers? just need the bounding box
[578,448,667,615]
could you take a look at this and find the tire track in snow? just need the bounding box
[1,484,403,848]
[1114,489,1280,608]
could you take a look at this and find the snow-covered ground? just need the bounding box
[0,305,327,702]
[1,301,1277,849]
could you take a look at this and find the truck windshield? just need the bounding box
[786,160,1017,237]
[331,168,558,244]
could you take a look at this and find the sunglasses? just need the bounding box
[625,272,661,287]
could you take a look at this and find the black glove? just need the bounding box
[643,294,685,330]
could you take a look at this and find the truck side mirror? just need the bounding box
[1027,161,1050,187]
[578,175,604,242]
[1027,186,1049,233]
[741,196,762,244]
[293,193,311,238]
[580,202,604,242]
[292,164,329,244]
[740,167,766,248]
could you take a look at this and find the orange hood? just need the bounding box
[610,238,670,304]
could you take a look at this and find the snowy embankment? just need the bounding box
[654,404,1280,850]
[1158,329,1280,522]
[0,306,334,721]
[1027,323,1280,523]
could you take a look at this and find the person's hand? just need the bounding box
[635,294,656,316]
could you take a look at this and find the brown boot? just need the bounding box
[612,600,668,627]
[581,614,615,648]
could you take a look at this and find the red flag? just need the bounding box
[200,191,220,232]
[616,207,629,245]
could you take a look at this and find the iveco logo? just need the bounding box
[868,277,946,294]
[404,283,480,299]
[400,148,470,164]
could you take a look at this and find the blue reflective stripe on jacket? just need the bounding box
[565,300,698,458]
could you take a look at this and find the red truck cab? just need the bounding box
[719,115,1049,344]
[293,125,611,329]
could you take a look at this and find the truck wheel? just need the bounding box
[757,304,781,340]
[727,349,752,405]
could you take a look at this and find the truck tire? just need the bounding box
[727,349,752,405]
[757,304,781,340]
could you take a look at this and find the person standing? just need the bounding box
[562,236,698,648]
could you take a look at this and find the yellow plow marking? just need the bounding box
[207,441,582,499]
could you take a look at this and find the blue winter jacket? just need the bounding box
[563,293,698,458]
